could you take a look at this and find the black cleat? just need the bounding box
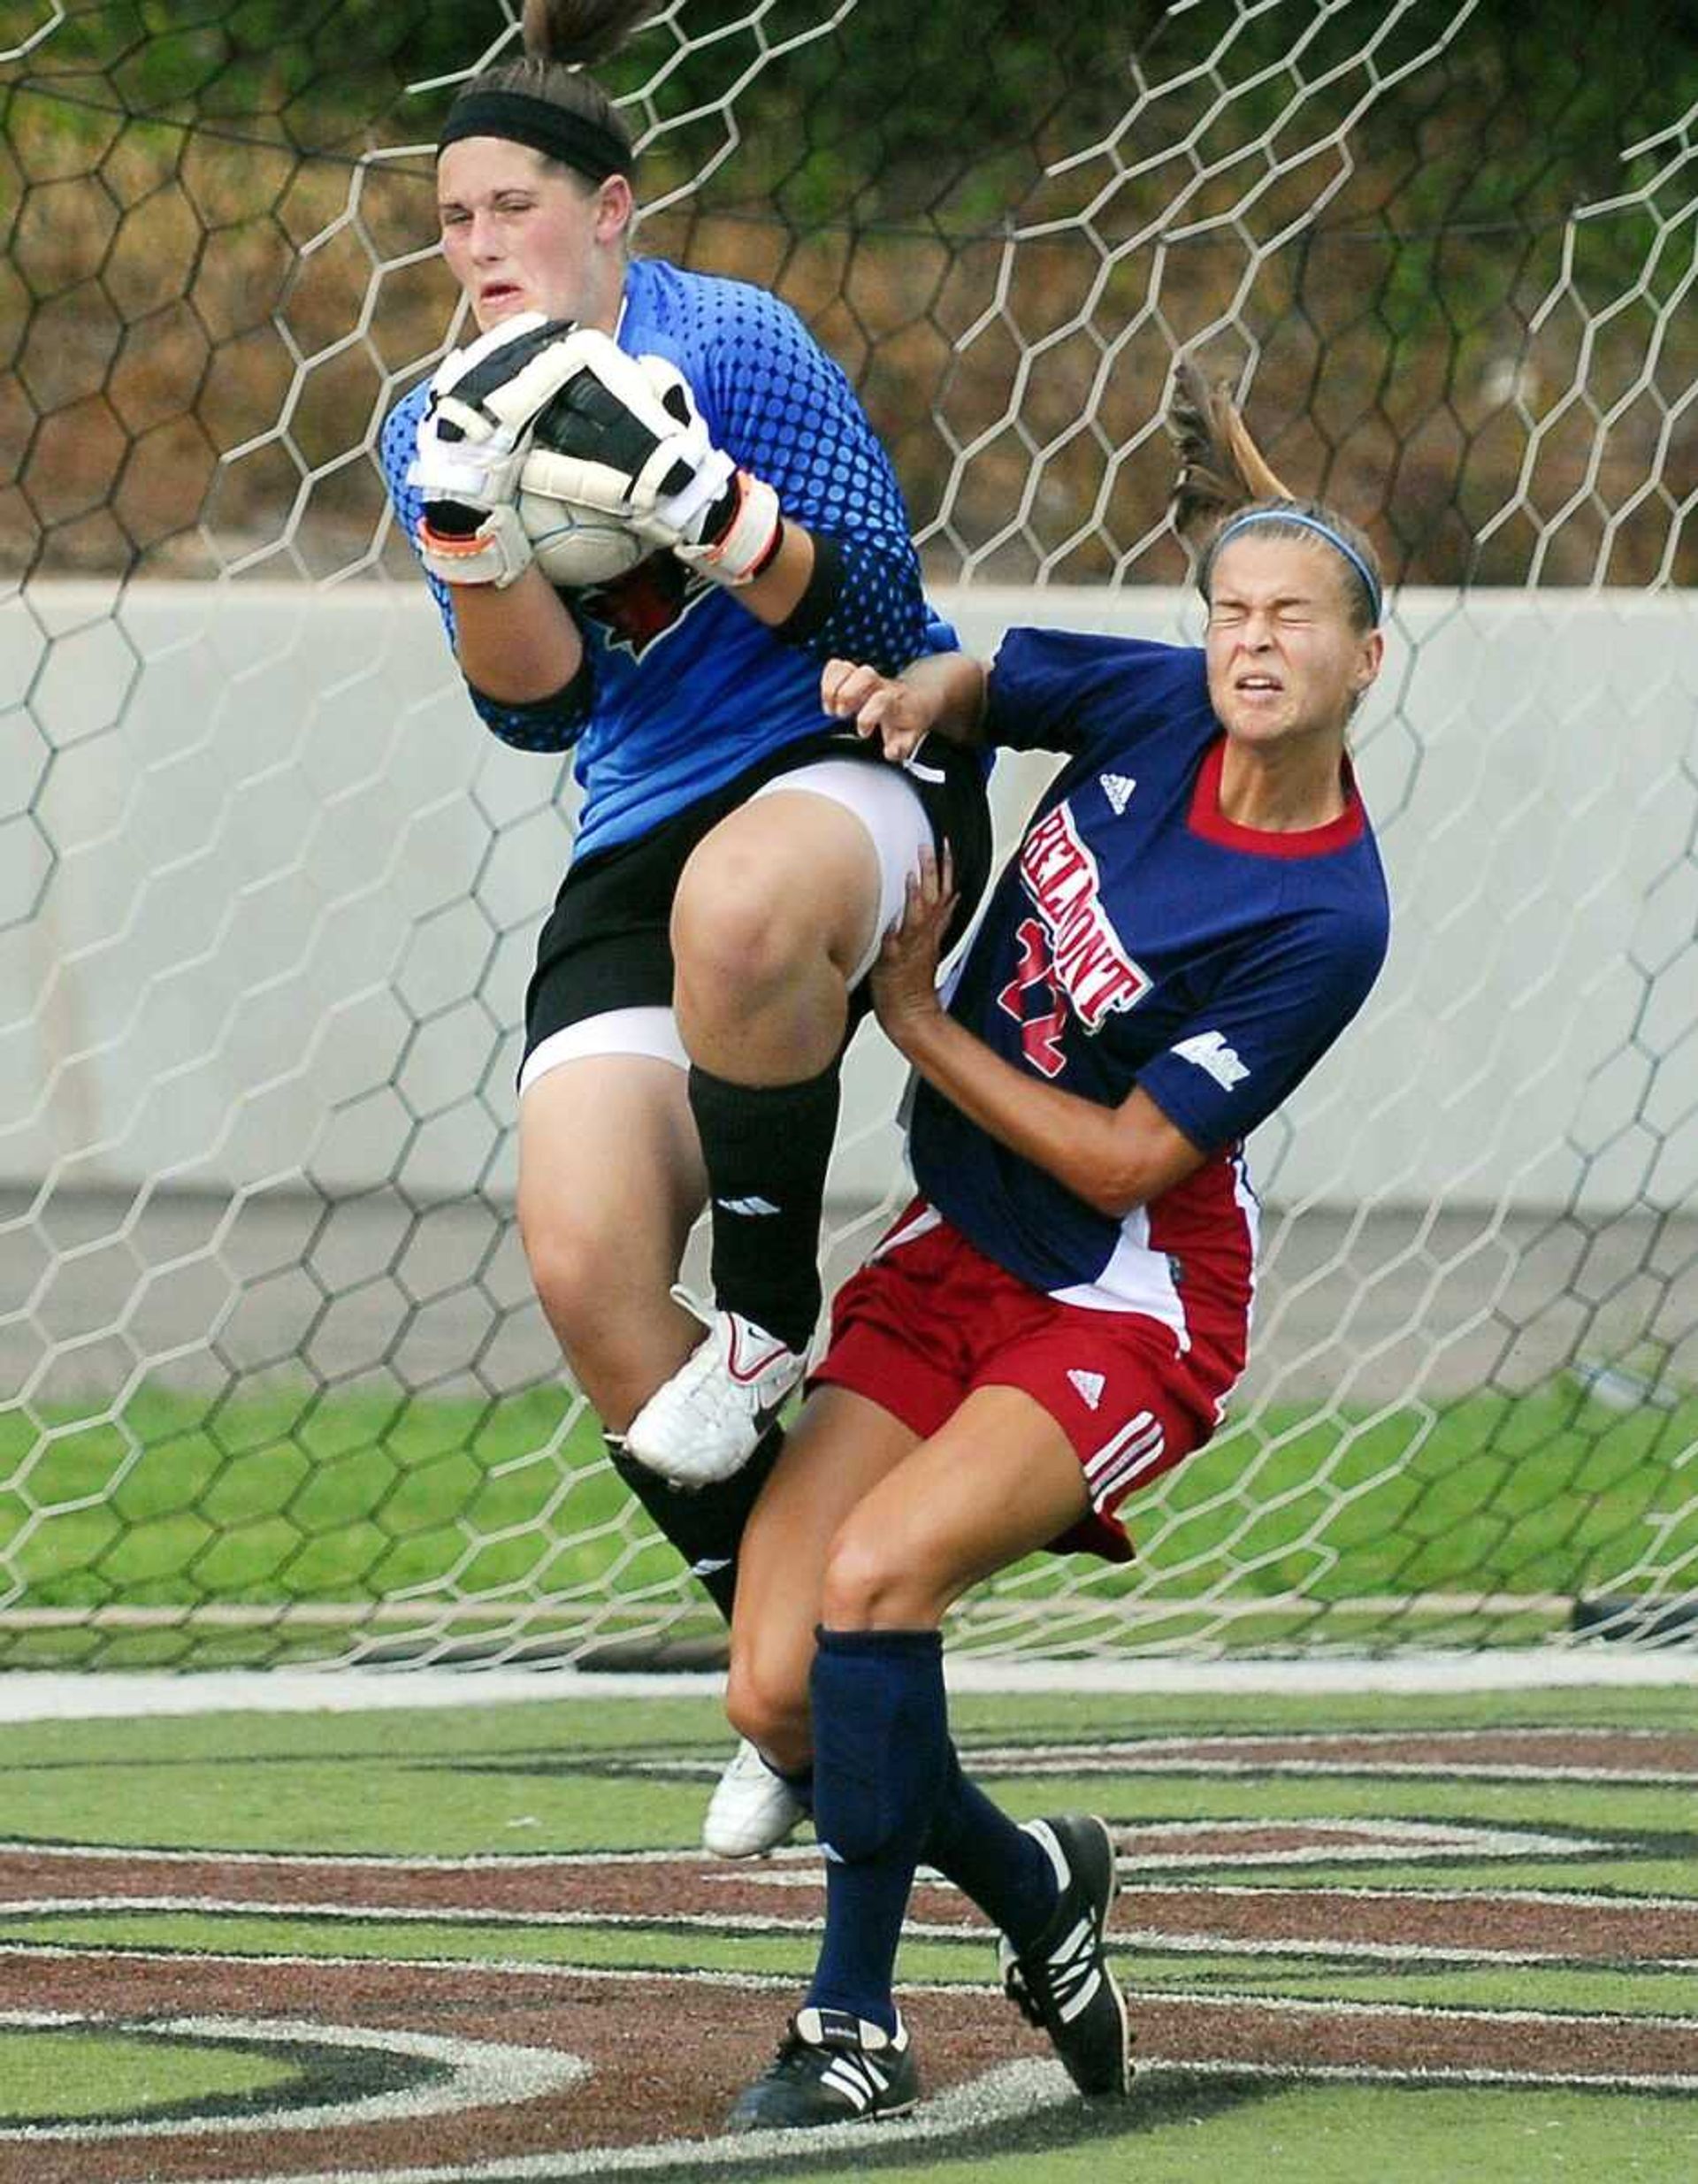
[998,1813,1131,2096]
[726,2005,920,2131]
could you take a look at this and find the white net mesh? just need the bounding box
[3,1,1694,1666]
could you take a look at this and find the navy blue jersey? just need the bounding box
[909,630,1389,1327]
[382,258,941,859]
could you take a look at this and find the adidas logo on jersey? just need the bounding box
[715,1195,781,1216]
[1067,1368,1106,1411]
[1099,772,1136,815]
[1173,1030,1251,1089]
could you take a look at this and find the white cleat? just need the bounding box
[625,1310,806,1487]
[702,1737,808,1858]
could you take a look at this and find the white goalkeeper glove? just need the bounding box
[518,331,784,587]
[409,313,590,588]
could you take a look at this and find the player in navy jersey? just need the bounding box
[381,0,988,1860]
[715,365,1391,2128]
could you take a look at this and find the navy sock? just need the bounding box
[806,1626,948,2034]
[922,1743,1059,1950]
[688,1063,840,1353]
[775,1736,1053,1943]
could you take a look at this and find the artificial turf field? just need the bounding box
[1,1673,1695,2181]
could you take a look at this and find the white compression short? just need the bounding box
[517,756,933,1097]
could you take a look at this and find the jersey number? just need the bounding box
[997,917,1068,1078]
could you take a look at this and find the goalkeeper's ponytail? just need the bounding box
[1166,359,1383,634]
[521,0,661,67]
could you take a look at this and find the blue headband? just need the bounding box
[1205,508,1383,626]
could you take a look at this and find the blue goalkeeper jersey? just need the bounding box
[382,257,943,860]
[910,629,1389,1314]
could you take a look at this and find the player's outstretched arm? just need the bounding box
[820,653,988,763]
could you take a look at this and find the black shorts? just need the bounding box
[522,726,993,1068]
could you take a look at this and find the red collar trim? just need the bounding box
[1187,735,1366,858]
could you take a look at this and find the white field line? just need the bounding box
[644,1719,1698,1758]
[3,1646,1695,1723]
[180,2053,1698,2184]
[15,2026,1698,2184]
[3,1842,816,1871]
[728,1871,1684,1900]
[9,1893,1695,1970]
[28,2056,1082,2176]
[0,1940,809,1989]
[89,2052,1698,2184]
[0,1817,1637,1874]
[959,1758,1698,1784]
[13,1840,1698,1914]
[0,2013,585,2143]
[11,1943,1698,2026]
[631,1740,1698,1786]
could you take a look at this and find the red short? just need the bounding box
[810,1199,1229,1563]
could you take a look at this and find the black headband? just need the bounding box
[438,91,631,183]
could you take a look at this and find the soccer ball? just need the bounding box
[516,487,650,590]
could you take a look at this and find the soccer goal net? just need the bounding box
[3,1,1694,1668]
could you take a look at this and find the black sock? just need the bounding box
[688,1062,841,1353]
[604,1423,785,1625]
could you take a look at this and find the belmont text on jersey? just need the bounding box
[1014,802,1150,1029]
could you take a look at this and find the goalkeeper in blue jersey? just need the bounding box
[380,0,989,1851]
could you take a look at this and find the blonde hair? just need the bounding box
[1167,361,1383,633]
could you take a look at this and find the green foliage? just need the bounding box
[22,4,1693,209]
[5,6,1695,572]
[13,0,490,143]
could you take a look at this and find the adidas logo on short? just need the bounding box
[1067,1368,1106,1411]
[715,1195,781,1216]
[1099,772,1136,815]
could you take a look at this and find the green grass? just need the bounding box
[6,1681,1694,1766]
[6,1688,1695,1858]
[791,2084,1698,2184]
[4,1378,1694,1669]
[0,2028,298,2122]
[0,1386,623,1607]
[5,1684,1698,2182]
